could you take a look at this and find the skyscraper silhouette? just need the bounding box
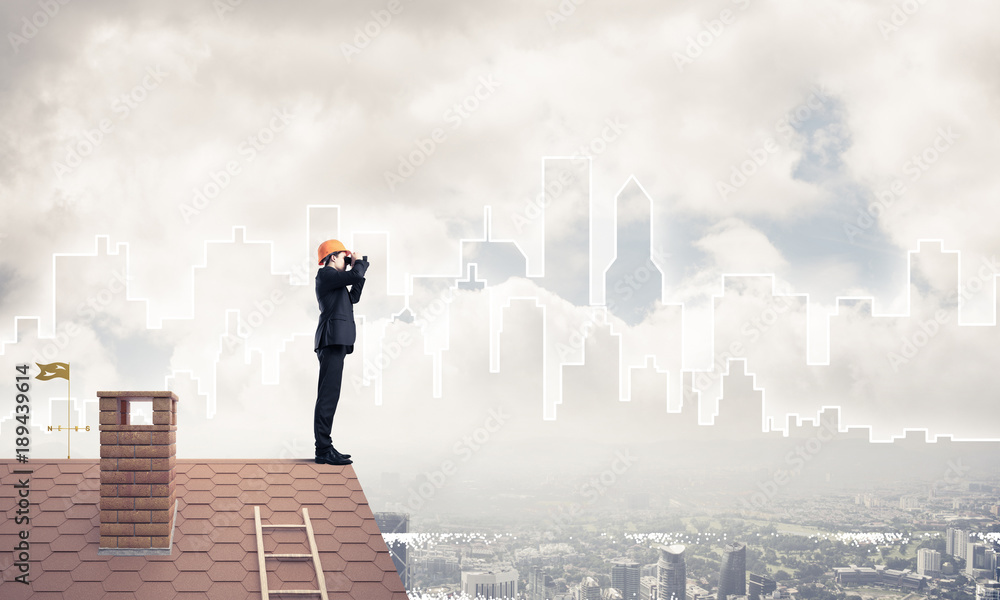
[718,542,747,600]
[604,177,663,325]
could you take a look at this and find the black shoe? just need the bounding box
[315,449,352,465]
[331,446,351,459]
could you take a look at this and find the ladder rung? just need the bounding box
[254,505,329,600]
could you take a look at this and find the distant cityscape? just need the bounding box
[373,475,1000,600]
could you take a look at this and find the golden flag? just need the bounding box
[35,362,70,381]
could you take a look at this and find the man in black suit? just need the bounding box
[314,239,370,465]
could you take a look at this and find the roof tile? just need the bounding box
[64,503,97,520]
[211,498,245,513]
[54,472,86,484]
[209,526,245,544]
[360,518,383,535]
[207,581,249,600]
[333,526,369,544]
[212,472,242,485]
[264,472,294,486]
[178,503,214,520]
[268,496,302,512]
[184,490,215,504]
[42,550,82,572]
[49,483,85,497]
[172,570,213,592]
[324,497,358,512]
[138,561,180,582]
[382,569,406,592]
[316,472,348,486]
[288,464,318,479]
[106,556,147,571]
[179,518,213,535]
[355,503,375,520]
[208,561,250,582]
[186,465,214,479]
[204,462,243,474]
[102,571,144,592]
[268,484,298,498]
[273,560,318,583]
[294,490,328,505]
[175,551,213,572]
[291,477,323,491]
[240,569,262,593]
[343,561,387,582]
[314,535,343,553]
[71,560,112,582]
[136,581,179,597]
[337,542,377,563]
[324,570,355,592]
[31,570,74,592]
[57,519,94,535]
[208,542,245,562]
[184,477,214,491]
[237,477,267,491]
[238,490,270,504]
[210,508,244,528]
[237,465,267,479]
[63,581,107,600]
[211,484,241,498]
[350,580,398,599]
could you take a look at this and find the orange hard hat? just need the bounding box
[317,239,351,265]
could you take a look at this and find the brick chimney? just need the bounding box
[97,391,178,555]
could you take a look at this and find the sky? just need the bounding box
[2,0,1000,515]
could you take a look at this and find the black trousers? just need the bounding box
[314,344,348,455]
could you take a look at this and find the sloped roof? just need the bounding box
[0,460,408,599]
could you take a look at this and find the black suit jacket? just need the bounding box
[314,259,368,353]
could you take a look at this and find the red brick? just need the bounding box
[99,411,119,425]
[150,457,176,470]
[135,444,174,458]
[100,497,134,510]
[150,509,173,524]
[101,523,134,536]
[100,470,132,484]
[118,537,152,549]
[151,536,171,548]
[100,536,119,548]
[150,484,174,497]
[118,484,152,497]
[100,431,117,444]
[119,458,152,471]
[118,510,152,523]
[100,458,118,472]
[152,398,173,412]
[99,397,118,411]
[136,523,171,536]
[101,445,135,459]
[136,497,171,511]
[119,431,152,445]
[150,431,176,445]
[135,471,170,484]
[100,484,119,497]
[152,411,172,425]
[100,510,118,523]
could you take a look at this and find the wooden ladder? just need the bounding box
[253,505,329,600]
